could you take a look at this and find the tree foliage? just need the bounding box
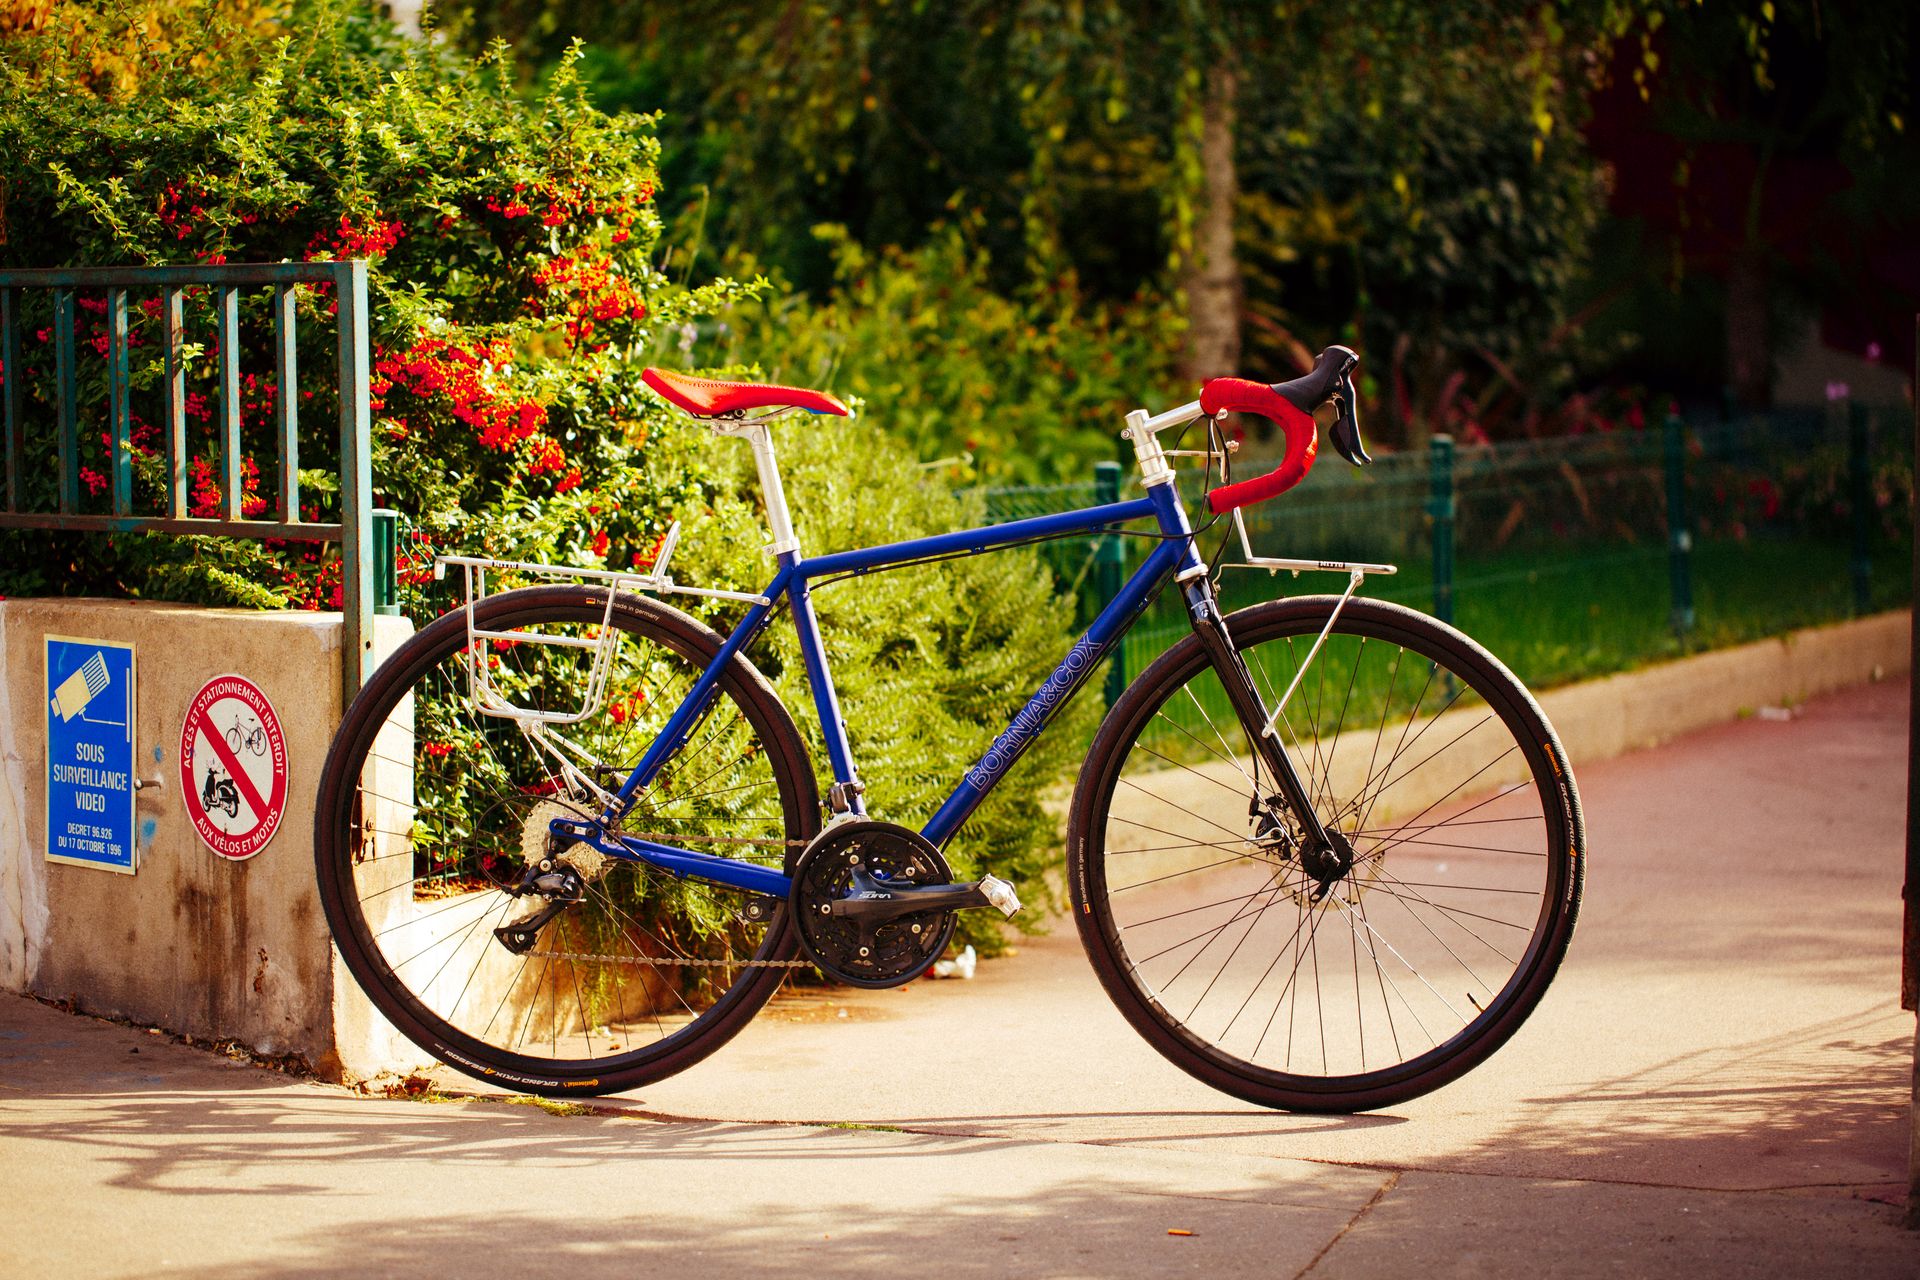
[454,1,1642,449]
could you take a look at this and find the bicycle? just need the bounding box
[227,716,267,758]
[315,346,1584,1112]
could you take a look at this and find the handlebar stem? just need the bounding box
[1122,400,1204,489]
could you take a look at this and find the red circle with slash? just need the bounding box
[179,673,289,862]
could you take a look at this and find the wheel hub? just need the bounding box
[1254,795,1375,908]
[1300,828,1357,883]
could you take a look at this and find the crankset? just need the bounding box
[790,819,1021,989]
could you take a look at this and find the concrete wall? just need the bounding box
[0,598,421,1079]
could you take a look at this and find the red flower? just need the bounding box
[306,213,403,261]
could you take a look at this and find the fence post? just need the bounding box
[1427,435,1455,625]
[1849,401,1873,615]
[372,508,401,617]
[1095,459,1126,709]
[1663,407,1695,638]
[336,258,374,711]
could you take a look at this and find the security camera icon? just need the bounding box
[50,653,111,722]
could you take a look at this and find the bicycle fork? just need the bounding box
[1180,577,1359,892]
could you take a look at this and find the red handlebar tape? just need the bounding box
[1198,378,1319,513]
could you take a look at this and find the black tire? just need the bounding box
[1068,596,1583,1112]
[316,585,820,1096]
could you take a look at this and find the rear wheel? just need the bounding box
[1069,596,1583,1112]
[316,586,819,1096]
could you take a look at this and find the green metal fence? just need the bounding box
[975,400,1911,713]
[0,261,377,706]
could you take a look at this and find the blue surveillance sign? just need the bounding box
[46,637,137,874]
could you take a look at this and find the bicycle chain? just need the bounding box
[524,828,815,966]
[528,949,813,969]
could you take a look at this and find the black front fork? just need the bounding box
[1180,576,1339,867]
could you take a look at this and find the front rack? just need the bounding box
[1217,506,1398,580]
[1214,506,1398,739]
[434,520,770,726]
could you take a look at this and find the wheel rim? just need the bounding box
[1090,608,1569,1093]
[328,599,806,1076]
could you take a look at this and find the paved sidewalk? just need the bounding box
[2,679,1917,1277]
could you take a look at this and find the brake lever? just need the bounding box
[1327,370,1371,466]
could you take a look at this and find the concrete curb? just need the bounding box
[1045,609,1911,839]
[1532,610,1910,767]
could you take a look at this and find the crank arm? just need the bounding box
[824,874,1022,925]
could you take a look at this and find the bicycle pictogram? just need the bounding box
[226,715,268,757]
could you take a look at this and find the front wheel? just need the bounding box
[1068,596,1583,1112]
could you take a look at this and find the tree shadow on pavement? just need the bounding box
[1447,1002,1912,1192]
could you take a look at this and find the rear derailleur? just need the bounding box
[493,798,598,955]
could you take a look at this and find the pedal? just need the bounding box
[975,874,1022,918]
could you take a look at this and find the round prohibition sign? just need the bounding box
[179,674,289,861]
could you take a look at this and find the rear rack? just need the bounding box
[434,521,770,725]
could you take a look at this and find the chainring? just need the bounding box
[790,820,958,988]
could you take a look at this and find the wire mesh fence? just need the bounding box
[974,400,1913,714]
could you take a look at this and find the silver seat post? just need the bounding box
[714,415,801,558]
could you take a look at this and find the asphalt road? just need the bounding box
[1,677,1915,1277]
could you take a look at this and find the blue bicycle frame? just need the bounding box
[551,480,1211,900]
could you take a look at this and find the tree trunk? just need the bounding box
[386,0,428,38]
[1725,248,1772,410]
[1181,66,1243,384]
